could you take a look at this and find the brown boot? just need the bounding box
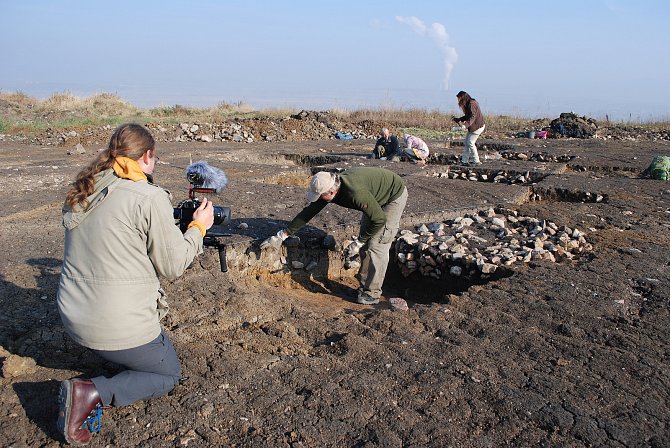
[57,379,103,445]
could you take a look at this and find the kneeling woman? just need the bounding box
[56,123,214,445]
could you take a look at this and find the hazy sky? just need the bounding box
[1,0,669,120]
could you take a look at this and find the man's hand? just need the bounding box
[192,197,214,229]
[344,238,364,258]
[260,229,288,250]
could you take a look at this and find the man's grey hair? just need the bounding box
[328,173,341,194]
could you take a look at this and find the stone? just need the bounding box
[322,235,337,249]
[389,297,409,312]
[450,266,462,276]
[491,217,506,228]
[2,354,38,378]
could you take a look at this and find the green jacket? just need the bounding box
[57,169,203,350]
[287,167,405,243]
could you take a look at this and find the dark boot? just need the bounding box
[57,379,103,445]
[357,290,380,305]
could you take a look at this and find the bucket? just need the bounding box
[536,131,548,139]
[528,131,536,139]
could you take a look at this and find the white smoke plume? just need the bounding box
[396,16,458,90]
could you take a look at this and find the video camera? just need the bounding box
[173,161,232,271]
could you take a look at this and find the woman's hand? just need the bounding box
[193,197,214,229]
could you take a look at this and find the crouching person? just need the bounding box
[372,128,400,160]
[56,123,214,445]
[402,134,430,165]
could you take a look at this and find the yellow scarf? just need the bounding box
[113,156,147,181]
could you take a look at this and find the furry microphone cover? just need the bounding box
[185,161,228,193]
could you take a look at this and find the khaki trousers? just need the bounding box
[358,187,408,298]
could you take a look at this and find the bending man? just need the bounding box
[261,167,407,305]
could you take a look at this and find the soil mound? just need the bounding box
[550,112,598,138]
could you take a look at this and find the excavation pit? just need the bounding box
[214,152,347,167]
[205,204,593,305]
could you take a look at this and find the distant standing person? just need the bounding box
[372,128,400,160]
[452,90,485,165]
[402,134,429,166]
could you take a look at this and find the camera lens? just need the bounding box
[212,206,231,225]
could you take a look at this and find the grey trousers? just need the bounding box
[91,329,181,407]
[358,187,408,298]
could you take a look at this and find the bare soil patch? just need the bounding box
[0,133,669,447]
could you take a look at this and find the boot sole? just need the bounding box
[57,380,73,444]
[356,297,380,305]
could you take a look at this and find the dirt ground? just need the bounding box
[0,132,669,447]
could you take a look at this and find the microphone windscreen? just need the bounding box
[185,161,228,193]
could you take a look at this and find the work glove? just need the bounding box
[284,235,301,248]
[260,229,288,250]
[451,117,459,123]
[344,238,364,259]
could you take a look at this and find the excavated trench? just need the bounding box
[203,150,602,304]
[216,152,347,167]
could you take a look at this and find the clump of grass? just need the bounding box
[84,93,138,116]
[0,91,139,132]
[147,101,260,121]
[0,117,9,133]
[0,91,40,109]
[38,91,137,117]
[214,100,256,114]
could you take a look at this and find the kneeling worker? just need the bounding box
[372,128,400,159]
[261,167,408,305]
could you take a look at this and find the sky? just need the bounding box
[1,0,669,121]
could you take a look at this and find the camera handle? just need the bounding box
[203,237,228,273]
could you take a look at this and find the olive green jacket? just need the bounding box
[287,167,405,243]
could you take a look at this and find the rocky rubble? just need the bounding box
[430,167,542,185]
[395,207,592,279]
[499,151,575,163]
[152,111,375,144]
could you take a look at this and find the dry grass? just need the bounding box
[1,91,668,135]
[37,91,138,116]
[334,106,542,138]
[146,101,298,122]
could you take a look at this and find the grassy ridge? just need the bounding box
[1,91,668,136]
